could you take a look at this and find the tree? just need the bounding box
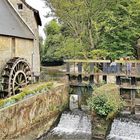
[42,20,63,62]
[45,0,117,50]
[44,0,140,60]
[42,20,85,61]
[97,0,140,59]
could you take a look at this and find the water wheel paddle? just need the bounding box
[1,57,32,97]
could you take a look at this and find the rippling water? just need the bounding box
[107,117,140,140]
[39,110,92,140]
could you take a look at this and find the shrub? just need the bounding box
[87,84,124,120]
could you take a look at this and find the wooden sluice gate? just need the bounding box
[65,59,140,114]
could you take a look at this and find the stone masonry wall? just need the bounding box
[0,83,68,140]
[0,35,34,75]
[0,36,12,74]
[15,38,33,68]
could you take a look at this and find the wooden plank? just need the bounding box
[64,59,111,63]
[65,59,140,63]
[115,60,140,63]
[119,86,140,89]
[66,72,140,78]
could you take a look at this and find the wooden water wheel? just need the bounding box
[1,57,32,97]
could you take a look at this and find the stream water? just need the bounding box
[107,117,140,140]
[39,110,92,140]
[39,66,92,140]
[40,66,140,140]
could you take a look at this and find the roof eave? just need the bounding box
[21,0,42,26]
[0,34,34,40]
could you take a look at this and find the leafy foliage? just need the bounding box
[55,38,85,59]
[43,0,140,60]
[89,49,109,59]
[87,84,124,119]
[41,20,85,61]
[88,94,112,116]
[97,0,140,59]
[41,20,63,62]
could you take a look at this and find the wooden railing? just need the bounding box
[65,59,140,77]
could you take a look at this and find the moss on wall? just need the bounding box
[0,82,53,109]
[0,82,68,140]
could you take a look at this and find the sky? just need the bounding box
[26,0,53,38]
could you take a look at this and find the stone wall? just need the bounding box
[0,35,34,75]
[0,36,12,73]
[0,83,68,140]
[15,38,33,68]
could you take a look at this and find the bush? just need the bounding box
[87,84,124,120]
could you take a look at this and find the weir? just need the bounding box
[45,110,92,140]
[107,116,140,140]
[65,59,140,114]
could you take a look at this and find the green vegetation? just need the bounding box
[0,82,53,109]
[41,20,84,62]
[87,84,124,120]
[42,20,63,62]
[42,0,140,61]
[98,0,140,59]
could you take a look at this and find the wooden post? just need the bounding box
[103,75,107,84]
[137,63,140,75]
[66,63,71,83]
[89,75,94,84]
[131,77,136,85]
[66,62,70,73]
[78,62,82,74]
[103,63,107,73]
[78,74,82,84]
[90,62,94,74]
[131,89,136,114]
[116,76,121,85]
[117,63,120,75]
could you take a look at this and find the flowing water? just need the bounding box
[39,66,92,140]
[40,66,140,140]
[39,110,92,140]
[107,117,140,140]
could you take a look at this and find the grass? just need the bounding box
[94,83,119,94]
[0,82,54,109]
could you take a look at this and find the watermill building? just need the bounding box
[0,0,41,97]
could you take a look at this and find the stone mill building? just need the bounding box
[0,0,42,97]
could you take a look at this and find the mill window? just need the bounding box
[17,3,23,10]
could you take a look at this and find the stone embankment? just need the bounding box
[0,82,68,140]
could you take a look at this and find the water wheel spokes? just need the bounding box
[1,57,32,97]
[12,70,27,95]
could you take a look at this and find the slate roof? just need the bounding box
[0,0,34,39]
